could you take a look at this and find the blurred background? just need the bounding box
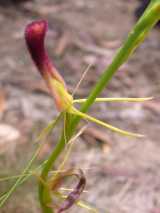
[0,0,160,212]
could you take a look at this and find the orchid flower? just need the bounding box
[25,20,151,137]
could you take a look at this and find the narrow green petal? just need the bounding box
[69,107,144,137]
[73,97,153,104]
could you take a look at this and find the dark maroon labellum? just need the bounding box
[25,20,65,85]
[25,20,48,74]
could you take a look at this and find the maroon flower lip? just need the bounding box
[25,20,65,86]
[25,20,48,73]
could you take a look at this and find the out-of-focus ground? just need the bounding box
[0,0,160,212]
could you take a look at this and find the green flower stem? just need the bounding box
[39,113,71,213]
[39,1,160,212]
[38,138,64,213]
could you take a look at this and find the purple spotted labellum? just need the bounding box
[25,20,68,111]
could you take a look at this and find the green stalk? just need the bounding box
[39,1,160,212]
[38,134,66,213]
[39,113,71,213]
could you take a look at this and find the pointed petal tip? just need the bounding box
[128,133,145,138]
[135,134,145,138]
[138,134,145,138]
[143,97,154,101]
[122,132,145,138]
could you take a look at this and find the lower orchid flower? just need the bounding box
[25,20,152,137]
